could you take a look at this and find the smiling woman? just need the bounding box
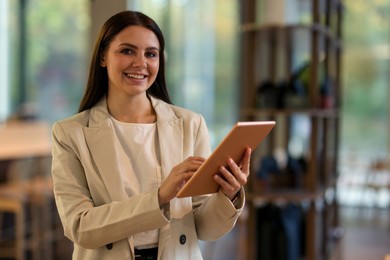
[51,10,249,260]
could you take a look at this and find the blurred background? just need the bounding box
[0,0,389,259]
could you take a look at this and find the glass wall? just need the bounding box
[129,0,240,147]
[341,0,390,160]
[26,0,90,122]
[2,0,90,124]
[0,0,20,121]
[0,0,9,121]
[338,0,390,207]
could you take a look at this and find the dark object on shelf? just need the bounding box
[256,203,305,260]
[256,80,283,109]
[320,76,334,108]
[256,62,310,109]
[256,152,306,189]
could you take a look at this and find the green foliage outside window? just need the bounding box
[342,0,390,158]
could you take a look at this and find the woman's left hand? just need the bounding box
[213,147,252,200]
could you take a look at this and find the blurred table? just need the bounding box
[0,121,51,160]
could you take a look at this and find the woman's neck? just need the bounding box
[107,94,156,123]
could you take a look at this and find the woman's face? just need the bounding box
[101,25,160,99]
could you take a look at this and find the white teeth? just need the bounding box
[126,73,145,79]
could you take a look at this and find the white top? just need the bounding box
[110,115,160,248]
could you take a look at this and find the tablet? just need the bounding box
[176,121,276,198]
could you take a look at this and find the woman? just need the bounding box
[51,10,251,260]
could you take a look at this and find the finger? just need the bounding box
[180,163,202,173]
[213,174,236,193]
[225,157,249,186]
[225,158,247,185]
[184,156,206,167]
[174,159,204,174]
[241,147,252,175]
[218,165,240,188]
[185,156,206,163]
[181,171,194,181]
[176,172,194,190]
[227,158,241,176]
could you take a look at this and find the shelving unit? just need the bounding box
[239,1,343,259]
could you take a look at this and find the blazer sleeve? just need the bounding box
[193,189,245,241]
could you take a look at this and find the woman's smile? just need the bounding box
[125,73,147,80]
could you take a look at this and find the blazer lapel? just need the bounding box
[83,98,128,202]
[151,97,196,219]
[150,96,184,179]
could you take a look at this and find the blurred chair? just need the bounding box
[0,120,53,259]
[0,195,25,260]
[363,158,390,207]
[0,175,54,260]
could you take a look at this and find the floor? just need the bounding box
[340,206,390,260]
[201,205,390,260]
[338,157,390,259]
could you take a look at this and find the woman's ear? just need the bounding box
[100,52,107,67]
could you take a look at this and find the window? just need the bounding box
[26,0,90,123]
[339,0,390,207]
[129,0,240,147]
[2,0,90,124]
[0,0,9,121]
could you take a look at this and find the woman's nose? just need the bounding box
[132,55,147,69]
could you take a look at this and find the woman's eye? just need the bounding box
[121,49,133,55]
[146,52,158,58]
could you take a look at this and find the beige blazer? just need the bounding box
[51,96,245,260]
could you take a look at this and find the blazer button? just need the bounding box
[106,243,113,250]
[179,234,186,245]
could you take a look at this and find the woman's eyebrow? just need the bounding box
[118,43,160,52]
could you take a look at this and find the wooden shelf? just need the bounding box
[241,108,340,118]
[240,0,343,259]
[240,23,342,48]
[246,189,324,205]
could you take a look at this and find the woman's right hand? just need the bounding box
[158,156,205,206]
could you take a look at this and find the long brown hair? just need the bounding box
[78,11,172,112]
